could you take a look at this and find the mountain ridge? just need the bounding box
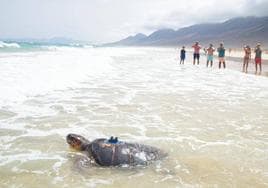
[105,16,268,47]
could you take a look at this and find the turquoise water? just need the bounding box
[0,41,87,53]
[0,41,46,53]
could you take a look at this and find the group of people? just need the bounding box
[242,44,262,74]
[179,42,263,74]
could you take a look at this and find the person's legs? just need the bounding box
[255,61,258,74]
[223,60,226,69]
[219,58,223,69]
[245,59,249,73]
[207,56,212,67]
[210,61,213,67]
[243,58,246,72]
[193,54,196,65]
[255,58,262,74]
[197,54,200,65]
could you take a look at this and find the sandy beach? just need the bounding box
[225,55,268,77]
[185,48,268,77]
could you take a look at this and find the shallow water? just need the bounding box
[0,47,268,188]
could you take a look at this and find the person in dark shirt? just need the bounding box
[217,43,226,69]
[180,46,186,64]
[254,43,262,74]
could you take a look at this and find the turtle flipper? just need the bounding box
[108,136,119,144]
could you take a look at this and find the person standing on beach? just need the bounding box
[217,43,226,69]
[192,42,201,65]
[254,43,262,74]
[204,44,215,67]
[180,46,186,64]
[242,45,251,73]
[229,48,232,55]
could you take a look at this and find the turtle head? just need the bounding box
[66,133,90,151]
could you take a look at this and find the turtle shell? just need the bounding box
[89,139,164,166]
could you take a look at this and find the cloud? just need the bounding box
[139,0,268,32]
[242,0,268,16]
[0,0,267,42]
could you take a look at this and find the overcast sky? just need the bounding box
[0,0,268,43]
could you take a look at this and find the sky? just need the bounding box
[0,0,268,43]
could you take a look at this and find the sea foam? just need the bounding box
[0,41,21,48]
[0,47,113,105]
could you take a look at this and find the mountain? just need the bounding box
[105,16,268,47]
[113,33,147,46]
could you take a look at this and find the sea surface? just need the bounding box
[0,42,268,188]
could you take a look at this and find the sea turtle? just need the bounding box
[66,133,167,166]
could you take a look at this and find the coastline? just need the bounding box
[182,48,268,77]
[221,55,268,77]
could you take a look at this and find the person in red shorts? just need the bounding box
[254,43,262,74]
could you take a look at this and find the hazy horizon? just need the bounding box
[1,0,268,43]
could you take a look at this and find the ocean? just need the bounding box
[0,41,268,187]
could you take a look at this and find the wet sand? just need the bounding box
[190,53,268,77]
[182,47,268,77]
[225,56,268,77]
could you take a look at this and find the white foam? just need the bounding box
[0,41,20,48]
[0,47,113,106]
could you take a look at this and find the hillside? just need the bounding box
[105,16,268,47]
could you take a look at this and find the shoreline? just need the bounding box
[179,47,268,77]
[225,55,268,65]
[218,55,268,77]
[196,54,268,77]
[227,59,268,77]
